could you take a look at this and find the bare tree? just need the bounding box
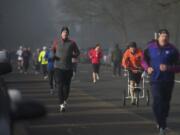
[100,0,128,44]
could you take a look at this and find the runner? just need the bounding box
[111,44,122,77]
[27,47,32,73]
[38,46,48,79]
[52,26,80,112]
[45,47,55,95]
[122,42,143,105]
[142,29,180,135]
[16,46,23,73]
[89,44,102,83]
[33,48,41,75]
[72,46,80,80]
[22,48,31,74]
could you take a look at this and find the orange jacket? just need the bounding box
[122,48,143,70]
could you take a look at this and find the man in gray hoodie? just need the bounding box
[52,26,80,112]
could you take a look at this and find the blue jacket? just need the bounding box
[142,41,179,82]
[45,50,54,71]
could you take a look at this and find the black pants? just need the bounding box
[129,71,142,84]
[72,63,78,74]
[35,62,40,73]
[23,61,29,72]
[112,62,121,76]
[151,82,174,129]
[42,64,48,76]
[92,64,100,74]
[48,70,54,89]
[54,69,73,104]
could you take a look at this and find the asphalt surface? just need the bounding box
[6,64,180,135]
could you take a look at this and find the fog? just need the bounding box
[1,0,180,50]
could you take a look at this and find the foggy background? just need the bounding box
[0,0,180,50]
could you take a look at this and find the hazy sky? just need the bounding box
[1,0,180,50]
[0,0,56,50]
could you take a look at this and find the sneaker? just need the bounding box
[64,101,67,106]
[159,128,166,135]
[44,76,48,80]
[93,79,96,83]
[96,75,100,80]
[59,104,65,112]
[156,124,169,131]
[156,124,160,129]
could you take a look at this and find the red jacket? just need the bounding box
[89,49,102,64]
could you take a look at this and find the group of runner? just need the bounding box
[14,27,180,135]
[122,29,180,135]
[16,46,32,74]
[85,28,180,135]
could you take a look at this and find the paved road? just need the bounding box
[6,64,180,135]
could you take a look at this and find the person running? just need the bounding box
[122,42,143,105]
[38,46,48,79]
[22,48,31,74]
[27,47,32,72]
[33,48,41,74]
[111,44,122,77]
[72,46,80,80]
[45,47,55,95]
[142,29,180,135]
[16,46,23,73]
[52,26,80,112]
[89,44,102,83]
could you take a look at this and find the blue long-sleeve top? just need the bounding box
[45,50,54,71]
[142,41,180,82]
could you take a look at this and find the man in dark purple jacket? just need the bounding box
[142,29,180,135]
